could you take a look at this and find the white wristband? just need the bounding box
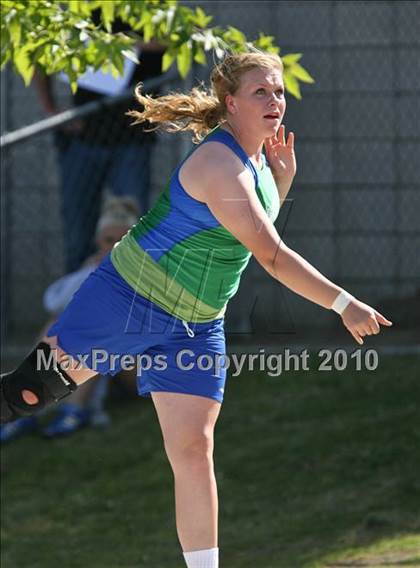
[331,291,354,314]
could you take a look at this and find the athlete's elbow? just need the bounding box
[256,241,289,277]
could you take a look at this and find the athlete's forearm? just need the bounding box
[265,242,345,310]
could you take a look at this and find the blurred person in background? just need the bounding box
[0,197,139,443]
[33,10,164,272]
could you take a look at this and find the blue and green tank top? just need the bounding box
[111,126,280,322]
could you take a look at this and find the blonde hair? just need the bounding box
[96,196,140,235]
[128,52,283,143]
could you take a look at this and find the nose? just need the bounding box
[269,92,281,106]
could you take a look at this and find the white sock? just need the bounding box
[183,547,219,568]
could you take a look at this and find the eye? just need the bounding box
[275,89,284,97]
[255,88,265,95]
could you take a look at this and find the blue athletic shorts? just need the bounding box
[47,255,227,403]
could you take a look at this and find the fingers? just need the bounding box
[265,134,279,146]
[271,124,295,148]
[264,137,276,154]
[349,320,376,343]
[349,324,375,344]
[347,313,388,344]
[374,311,393,326]
[358,312,393,338]
[369,317,380,335]
[361,314,380,336]
[279,124,285,144]
[264,137,272,150]
[349,328,364,345]
[274,125,283,143]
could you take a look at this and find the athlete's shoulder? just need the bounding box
[183,139,251,184]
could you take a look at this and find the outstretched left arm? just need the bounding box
[264,125,296,204]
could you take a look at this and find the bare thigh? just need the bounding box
[20,335,98,406]
[151,392,222,462]
[42,334,97,383]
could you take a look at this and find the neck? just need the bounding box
[221,120,264,168]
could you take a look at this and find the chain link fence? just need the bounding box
[1,1,419,354]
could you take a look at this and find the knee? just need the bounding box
[165,430,214,473]
[1,342,79,423]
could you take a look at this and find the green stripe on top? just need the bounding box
[110,127,281,323]
[157,225,251,310]
[111,232,228,322]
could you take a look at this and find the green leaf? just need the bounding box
[67,0,91,16]
[193,45,206,65]
[9,17,21,47]
[226,26,246,45]
[162,48,176,72]
[136,9,152,31]
[68,1,81,12]
[194,6,212,28]
[1,44,12,69]
[281,53,302,66]
[289,62,315,84]
[102,0,115,32]
[176,41,192,78]
[254,33,276,51]
[112,49,125,75]
[0,0,314,100]
[143,21,154,43]
[110,63,120,78]
[14,45,34,85]
[283,72,301,100]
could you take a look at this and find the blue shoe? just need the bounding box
[0,416,38,443]
[42,404,90,438]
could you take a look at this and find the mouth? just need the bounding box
[263,114,281,120]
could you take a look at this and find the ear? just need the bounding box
[225,93,236,114]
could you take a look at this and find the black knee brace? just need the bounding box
[1,342,78,423]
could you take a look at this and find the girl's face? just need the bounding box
[226,66,286,138]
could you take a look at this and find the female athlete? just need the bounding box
[1,52,392,568]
